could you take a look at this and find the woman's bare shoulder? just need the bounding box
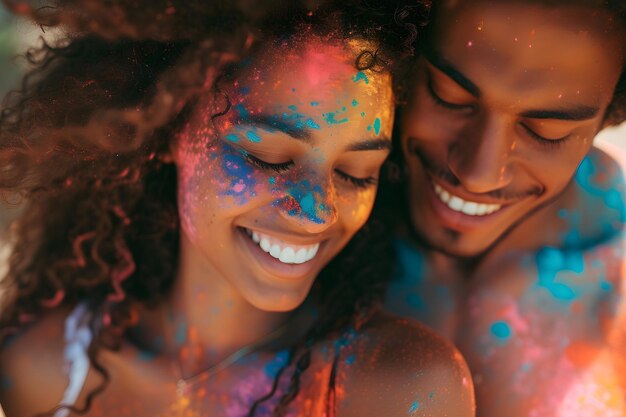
[337,310,475,417]
[0,308,72,417]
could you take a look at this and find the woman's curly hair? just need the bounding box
[0,0,432,415]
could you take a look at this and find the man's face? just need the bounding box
[401,1,625,257]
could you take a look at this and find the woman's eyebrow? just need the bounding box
[247,114,312,142]
[346,138,392,152]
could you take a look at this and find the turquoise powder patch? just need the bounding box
[490,321,512,340]
[246,130,262,143]
[352,71,370,84]
[225,133,239,143]
[373,117,381,135]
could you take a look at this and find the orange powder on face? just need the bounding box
[565,341,602,369]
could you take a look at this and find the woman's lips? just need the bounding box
[237,227,324,280]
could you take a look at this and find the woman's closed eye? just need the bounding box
[245,153,377,189]
[334,169,377,189]
[245,153,294,173]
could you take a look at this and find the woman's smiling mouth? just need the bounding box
[237,226,326,281]
[243,228,320,264]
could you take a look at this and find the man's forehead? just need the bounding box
[426,1,624,107]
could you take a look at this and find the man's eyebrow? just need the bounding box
[246,114,312,141]
[347,138,392,152]
[520,106,600,121]
[425,50,482,98]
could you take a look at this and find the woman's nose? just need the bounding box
[276,179,339,234]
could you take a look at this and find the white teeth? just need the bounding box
[279,247,296,263]
[448,196,464,211]
[432,181,502,216]
[295,248,309,263]
[270,244,282,258]
[244,228,321,265]
[260,238,271,252]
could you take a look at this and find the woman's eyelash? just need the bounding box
[335,170,377,189]
[245,153,376,188]
[520,124,571,149]
[245,154,293,173]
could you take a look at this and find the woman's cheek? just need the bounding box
[341,187,377,229]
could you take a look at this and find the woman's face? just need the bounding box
[173,36,394,311]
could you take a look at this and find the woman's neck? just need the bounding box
[137,233,290,378]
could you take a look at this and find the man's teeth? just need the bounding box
[433,183,502,216]
[245,229,320,265]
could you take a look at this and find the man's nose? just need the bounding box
[448,114,515,194]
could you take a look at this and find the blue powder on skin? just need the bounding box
[277,180,328,224]
[137,350,157,362]
[175,321,187,345]
[234,103,250,120]
[288,105,298,111]
[351,99,359,107]
[264,349,290,379]
[304,118,321,130]
[373,117,381,135]
[323,112,348,125]
[225,133,240,143]
[300,193,316,217]
[360,111,366,117]
[406,293,424,310]
[310,101,319,106]
[535,246,582,301]
[1,376,12,391]
[409,401,420,413]
[221,150,257,200]
[345,354,356,365]
[240,86,250,96]
[246,130,262,143]
[352,71,370,84]
[490,321,512,340]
